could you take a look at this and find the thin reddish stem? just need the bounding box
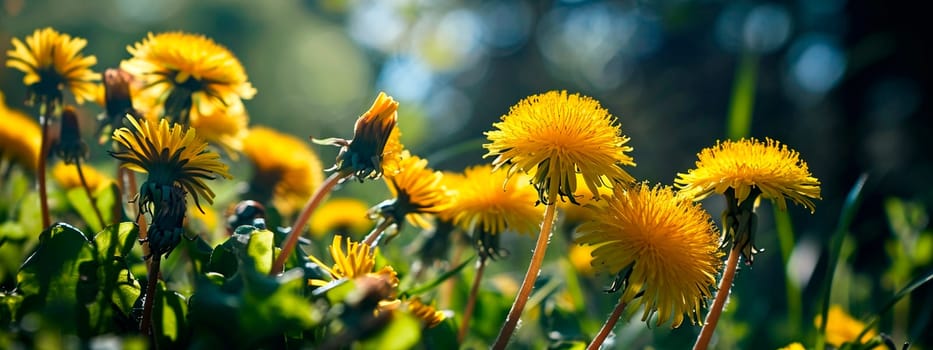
[362,219,393,247]
[270,172,344,275]
[693,245,741,350]
[458,255,488,342]
[37,113,51,228]
[492,203,557,349]
[587,296,628,350]
[141,254,161,336]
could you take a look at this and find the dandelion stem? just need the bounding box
[271,172,345,275]
[37,104,52,229]
[693,245,741,350]
[492,202,557,350]
[76,157,107,229]
[141,254,161,336]
[458,254,488,342]
[587,296,628,350]
[121,168,153,271]
[363,219,394,247]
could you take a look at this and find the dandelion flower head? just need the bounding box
[316,92,403,180]
[243,127,324,216]
[0,93,42,172]
[576,183,723,327]
[121,32,256,118]
[6,27,100,106]
[675,138,821,213]
[447,164,543,236]
[484,90,635,205]
[815,305,883,349]
[308,235,399,289]
[110,117,232,212]
[378,152,452,229]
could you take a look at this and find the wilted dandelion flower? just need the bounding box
[576,184,723,327]
[121,32,256,122]
[484,90,636,204]
[675,138,821,212]
[0,93,42,172]
[309,198,371,238]
[5,27,99,107]
[372,152,452,229]
[447,164,542,258]
[815,305,883,349]
[242,126,324,217]
[308,235,399,289]
[52,162,111,191]
[96,68,139,144]
[110,117,232,213]
[315,92,403,180]
[51,107,90,164]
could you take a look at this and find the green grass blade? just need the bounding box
[856,269,933,342]
[726,53,760,140]
[400,255,474,298]
[816,174,869,350]
[774,207,802,332]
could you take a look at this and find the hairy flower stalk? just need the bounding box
[484,91,635,349]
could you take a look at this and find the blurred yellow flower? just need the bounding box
[316,92,403,180]
[404,298,446,328]
[576,184,723,327]
[110,117,232,212]
[448,164,542,236]
[778,342,806,350]
[568,243,597,276]
[309,198,372,238]
[121,32,256,120]
[815,305,882,349]
[5,27,99,106]
[675,138,821,213]
[0,92,42,172]
[242,127,324,217]
[377,152,452,229]
[51,162,111,191]
[308,235,399,289]
[484,90,636,205]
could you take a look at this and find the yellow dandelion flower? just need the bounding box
[448,164,542,236]
[815,305,883,349]
[189,100,249,157]
[121,32,256,121]
[51,162,111,191]
[778,342,806,350]
[309,198,372,238]
[576,184,723,328]
[675,138,821,213]
[242,127,324,217]
[5,27,99,106]
[484,90,636,205]
[315,92,403,180]
[110,117,232,212]
[0,94,42,172]
[404,298,446,328]
[308,235,399,289]
[375,152,452,229]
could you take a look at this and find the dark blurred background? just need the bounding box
[2,0,930,348]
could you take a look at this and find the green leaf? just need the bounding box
[93,222,139,260]
[208,235,244,278]
[66,187,103,233]
[246,229,276,275]
[356,311,421,350]
[400,256,473,298]
[0,292,23,327]
[16,223,98,335]
[91,223,142,318]
[17,192,43,239]
[153,281,190,347]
